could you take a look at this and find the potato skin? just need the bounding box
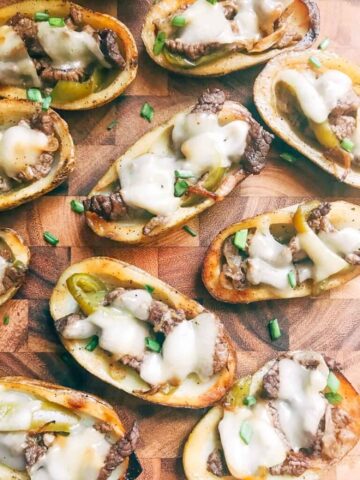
[50,256,237,408]
[0,1,138,110]
[142,0,320,77]
[254,49,360,187]
[202,201,360,304]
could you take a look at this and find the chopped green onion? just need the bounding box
[206,0,217,4]
[107,120,118,131]
[145,337,161,353]
[153,31,166,55]
[140,102,154,122]
[174,179,189,197]
[243,395,257,407]
[175,169,194,179]
[183,225,197,237]
[308,56,322,68]
[43,231,59,246]
[288,270,297,289]
[268,318,282,341]
[70,199,85,214]
[144,284,154,294]
[318,37,330,51]
[233,229,248,251]
[49,17,65,27]
[280,152,298,164]
[3,315,9,326]
[34,12,49,21]
[27,88,42,103]
[85,335,99,352]
[171,15,187,27]
[41,95,52,111]
[341,138,354,153]
[239,421,253,445]
[327,371,340,393]
[325,392,343,405]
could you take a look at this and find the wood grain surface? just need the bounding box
[0,0,360,478]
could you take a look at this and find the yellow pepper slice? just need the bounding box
[181,165,226,207]
[224,376,252,409]
[309,120,340,149]
[292,201,321,234]
[66,273,107,316]
[51,68,106,103]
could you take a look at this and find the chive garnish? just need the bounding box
[325,392,343,405]
[27,88,42,103]
[268,318,282,341]
[288,270,297,289]
[239,421,253,445]
[140,102,154,122]
[107,119,118,131]
[233,229,248,250]
[318,37,330,51]
[34,12,49,21]
[171,15,187,27]
[327,371,340,393]
[243,395,257,407]
[49,17,65,27]
[144,284,154,294]
[41,95,52,111]
[175,169,194,179]
[3,315,9,326]
[70,199,85,214]
[145,337,161,353]
[308,56,322,68]
[183,225,197,237]
[280,152,298,164]
[206,0,217,4]
[153,31,166,55]
[341,138,354,153]
[43,231,59,246]
[174,179,189,197]
[85,335,99,352]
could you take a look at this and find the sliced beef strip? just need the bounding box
[269,451,310,477]
[328,91,360,141]
[241,117,273,174]
[289,236,307,262]
[191,88,226,115]
[7,13,45,57]
[207,448,229,477]
[321,406,356,460]
[307,202,334,233]
[165,39,222,62]
[83,192,127,221]
[148,300,186,335]
[222,236,247,290]
[24,432,55,469]
[94,422,113,435]
[262,360,280,399]
[1,261,27,294]
[16,152,54,183]
[97,421,139,480]
[30,111,55,136]
[99,29,126,69]
[40,66,86,85]
[121,355,142,372]
[54,313,85,336]
[213,323,229,373]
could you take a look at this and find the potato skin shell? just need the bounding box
[0,1,138,110]
[202,201,360,303]
[50,256,237,408]
[142,0,320,77]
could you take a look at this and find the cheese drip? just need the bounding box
[218,403,287,477]
[0,122,49,180]
[0,25,41,87]
[0,432,27,470]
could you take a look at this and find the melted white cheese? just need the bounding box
[247,257,293,290]
[37,22,109,71]
[278,69,353,124]
[276,356,329,450]
[0,122,49,180]
[0,432,27,470]
[0,26,41,87]
[218,403,287,477]
[0,390,41,431]
[319,228,360,256]
[110,289,153,321]
[0,256,8,283]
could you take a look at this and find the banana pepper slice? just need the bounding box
[51,68,106,103]
[66,273,108,316]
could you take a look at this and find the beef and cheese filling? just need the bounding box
[0,5,125,100]
[84,89,272,234]
[0,235,27,295]
[0,387,138,480]
[55,279,229,393]
[276,67,360,171]
[207,352,356,478]
[154,0,303,66]
[222,202,360,292]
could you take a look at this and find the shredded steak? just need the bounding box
[307,202,333,233]
[222,236,247,289]
[83,192,127,221]
[30,112,55,136]
[207,449,229,477]
[242,117,273,174]
[269,451,310,477]
[24,433,51,468]
[213,323,229,373]
[191,88,226,115]
[262,361,280,399]
[99,29,126,69]
[165,39,222,62]
[8,13,45,57]
[148,300,186,335]
[1,262,27,293]
[40,66,86,85]
[54,313,85,336]
[121,355,142,372]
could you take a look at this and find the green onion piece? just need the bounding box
[325,392,343,405]
[233,229,248,251]
[3,315,9,326]
[70,199,85,214]
[34,12,49,21]
[239,421,253,445]
[341,138,354,153]
[288,270,297,289]
[318,37,330,50]
[327,371,340,393]
[175,169,194,179]
[43,231,59,246]
[268,318,282,341]
[308,56,322,68]
[153,31,166,55]
[145,337,162,353]
[140,102,154,122]
[41,95,52,111]
[174,179,189,197]
[49,17,65,27]
[107,120,118,131]
[206,0,217,4]
[171,15,187,27]
[27,88,43,103]
[280,152,298,164]
[243,395,257,407]
[183,225,197,237]
[144,284,154,294]
[85,335,99,352]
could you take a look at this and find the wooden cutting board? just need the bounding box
[0,0,359,478]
